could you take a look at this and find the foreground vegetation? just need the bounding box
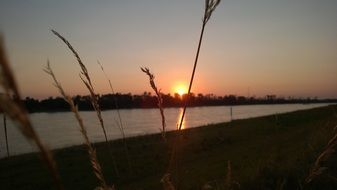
[1,105,337,189]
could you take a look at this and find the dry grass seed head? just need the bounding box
[51,29,93,87]
[204,0,221,24]
[51,29,110,143]
[44,61,108,188]
[141,67,166,139]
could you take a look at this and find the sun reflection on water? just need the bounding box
[176,108,186,130]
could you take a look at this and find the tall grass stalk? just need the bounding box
[306,118,337,183]
[51,30,119,176]
[225,161,232,190]
[98,60,133,173]
[98,61,126,142]
[166,0,221,184]
[177,0,220,131]
[141,67,171,188]
[224,160,240,190]
[44,61,111,189]
[51,30,109,142]
[141,67,167,140]
[3,112,9,157]
[0,37,63,190]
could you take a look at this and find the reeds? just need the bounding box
[164,0,221,187]
[44,61,111,189]
[98,60,132,173]
[177,0,221,132]
[139,1,221,188]
[141,67,167,140]
[0,36,63,190]
[51,29,119,176]
[98,61,126,141]
[51,30,109,143]
[156,0,221,188]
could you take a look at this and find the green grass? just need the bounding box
[1,105,337,189]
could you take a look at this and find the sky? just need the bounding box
[0,0,336,99]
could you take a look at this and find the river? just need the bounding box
[0,103,333,157]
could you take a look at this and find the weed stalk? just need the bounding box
[141,67,167,140]
[44,61,111,189]
[3,112,9,157]
[165,0,221,186]
[0,36,63,190]
[98,60,133,174]
[51,30,119,176]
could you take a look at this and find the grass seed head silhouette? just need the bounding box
[51,29,120,176]
[44,61,109,189]
[141,67,167,140]
[166,0,221,186]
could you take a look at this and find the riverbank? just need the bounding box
[22,94,337,113]
[1,105,337,189]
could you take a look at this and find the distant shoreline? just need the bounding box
[20,94,337,113]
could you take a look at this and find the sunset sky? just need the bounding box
[1,0,336,99]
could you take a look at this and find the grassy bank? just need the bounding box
[1,105,337,189]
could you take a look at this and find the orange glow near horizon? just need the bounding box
[174,84,188,96]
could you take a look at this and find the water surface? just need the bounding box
[0,103,332,157]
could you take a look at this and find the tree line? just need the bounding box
[22,92,337,113]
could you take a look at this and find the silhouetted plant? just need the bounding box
[98,60,133,173]
[165,0,221,187]
[45,61,113,189]
[141,67,167,140]
[51,30,119,176]
[0,36,63,190]
[306,110,337,183]
[2,111,9,157]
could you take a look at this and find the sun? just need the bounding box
[175,85,188,96]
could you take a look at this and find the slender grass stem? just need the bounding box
[165,0,221,186]
[51,30,119,176]
[0,36,63,190]
[98,61,133,174]
[177,22,206,131]
[44,61,109,189]
[3,113,9,157]
[141,67,167,140]
[306,106,337,183]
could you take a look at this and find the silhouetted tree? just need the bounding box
[21,93,337,113]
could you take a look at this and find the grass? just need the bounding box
[1,1,335,189]
[0,1,222,189]
[51,29,120,178]
[44,61,109,189]
[0,36,63,190]
[141,67,167,140]
[1,105,337,189]
[142,2,221,186]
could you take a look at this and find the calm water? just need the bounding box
[0,103,332,157]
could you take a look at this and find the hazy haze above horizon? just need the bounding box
[1,0,336,99]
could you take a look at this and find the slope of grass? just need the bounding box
[1,105,337,189]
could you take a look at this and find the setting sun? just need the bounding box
[175,85,188,96]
